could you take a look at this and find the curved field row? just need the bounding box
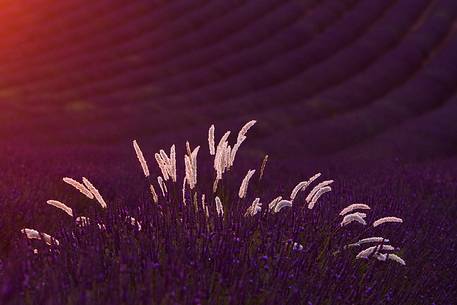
[0,0,456,162]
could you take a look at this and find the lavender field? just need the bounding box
[1,1,457,304]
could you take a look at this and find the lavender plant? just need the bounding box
[7,120,410,305]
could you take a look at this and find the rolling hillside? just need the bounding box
[0,0,456,164]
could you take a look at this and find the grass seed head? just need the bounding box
[373,217,403,228]
[339,203,371,216]
[21,228,60,246]
[215,196,224,217]
[238,169,256,199]
[274,200,293,213]
[268,196,283,211]
[133,140,150,178]
[46,200,73,217]
[307,186,332,209]
[341,212,367,227]
[63,177,94,199]
[208,124,215,155]
[82,177,107,209]
[356,245,394,259]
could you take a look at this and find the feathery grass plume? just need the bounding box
[201,194,209,218]
[190,146,200,188]
[186,141,192,157]
[387,253,406,265]
[223,143,232,171]
[82,177,107,209]
[208,124,215,155]
[373,216,403,228]
[184,156,193,190]
[154,153,170,181]
[259,155,268,181]
[155,145,177,182]
[212,178,219,194]
[237,120,256,143]
[307,172,322,185]
[132,140,150,177]
[150,184,159,204]
[229,120,256,166]
[290,181,308,201]
[268,196,283,211]
[356,245,395,259]
[157,176,167,197]
[170,145,177,182]
[339,203,371,216]
[63,177,94,199]
[225,145,233,170]
[356,237,389,245]
[307,186,332,209]
[21,228,41,241]
[230,142,244,167]
[344,237,389,249]
[160,149,171,171]
[274,199,293,213]
[217,131,231,151]
[182,177,187,206]
[21,228,60,246]
[184,145,200,190]
[290,173,322,201]
[215,196,223,217]
[229,142,241,167]
[213,145,226,180]
[244,198,262,217]
[159,149,168,163]
[340,212,367,227]
[305,180,334,203]
[46,200,73,217]
[214,130,231,180]
[238,169,256,199]
[220,142,230,172]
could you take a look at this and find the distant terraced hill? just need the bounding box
[1,0,456,163]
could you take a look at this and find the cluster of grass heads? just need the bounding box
[1,121,455,304]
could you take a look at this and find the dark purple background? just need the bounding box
[1,0,456,167]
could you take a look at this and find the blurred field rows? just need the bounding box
[0,0,456,166]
